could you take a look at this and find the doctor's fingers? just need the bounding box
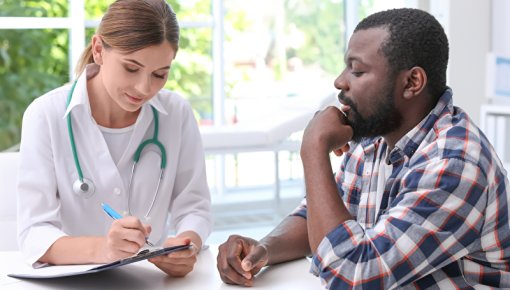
[108,226,147,249]
[150,258,195,277]
[106,248,137,262]
[114,216,151,236]
[149,252,197,266]
[104,240,141,261]
[165,247,197,259]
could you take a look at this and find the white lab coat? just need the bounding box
[16,67,212,266]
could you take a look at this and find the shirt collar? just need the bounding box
[388,87,453,164]
[358,87,454,164]
[146,92,168,116]
[63,67,90,118]
[63,64,169,119]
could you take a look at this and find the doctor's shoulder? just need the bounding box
[20,83,72,144]
[24,83,72,118]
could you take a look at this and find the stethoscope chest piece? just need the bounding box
[72,178,95,198]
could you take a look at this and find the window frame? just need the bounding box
[0,0,364,126]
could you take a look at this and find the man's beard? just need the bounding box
[338,85,402,143]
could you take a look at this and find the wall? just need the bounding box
[443,0,491,125]
[491,0,510,166]
[492,0,510,55]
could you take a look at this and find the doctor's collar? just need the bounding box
[146,92,168,116]
[63,67,90,119]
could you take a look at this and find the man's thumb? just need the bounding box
[241,259,253,271]
[241,245,267,271]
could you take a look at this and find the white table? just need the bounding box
[0,246,322,290]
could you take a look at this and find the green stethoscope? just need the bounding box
[66,80,167,218]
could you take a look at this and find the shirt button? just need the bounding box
[113,187,121,195]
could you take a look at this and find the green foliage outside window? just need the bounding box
[0,0,213,151]
[0,0,369,151]
[284,0,345,76]
[0,0,69,151]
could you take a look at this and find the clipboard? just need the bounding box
[8,244,191,279]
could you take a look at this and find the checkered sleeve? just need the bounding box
[311,157,488,289]
[290,198,308,219]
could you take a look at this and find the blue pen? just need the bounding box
[102,203,123,219]
[101,203,154,247]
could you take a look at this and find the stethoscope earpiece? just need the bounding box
[72,178,95,199]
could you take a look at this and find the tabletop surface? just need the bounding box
[0,246,322,290]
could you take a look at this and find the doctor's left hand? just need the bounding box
[149,233,201,277]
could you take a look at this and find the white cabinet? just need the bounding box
[480,104,510,172]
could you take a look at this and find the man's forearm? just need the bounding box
[302,149,352,252]
[260,215,311,265]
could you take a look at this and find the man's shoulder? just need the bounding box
[420,107,504,177]
[433,107,487,156]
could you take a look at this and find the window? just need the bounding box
[1,0,415,226]
[222,0,345,124]
[0,0,72,151]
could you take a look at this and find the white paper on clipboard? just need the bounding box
[7,244,190,279]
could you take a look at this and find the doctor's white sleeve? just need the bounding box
[169,104,212,244]
[16,98,67,266]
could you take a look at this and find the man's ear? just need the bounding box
[91,35,104,65]
[402,66,427,99]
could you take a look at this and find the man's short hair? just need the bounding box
[355,8,449,100]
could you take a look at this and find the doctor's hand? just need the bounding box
[301,105,353,158]
[217,235,269,287]
[148,233,200,277]
[104,216,152,262]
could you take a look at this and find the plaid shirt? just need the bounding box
[293,88,510,289]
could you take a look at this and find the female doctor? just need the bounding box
[16,0,212,277]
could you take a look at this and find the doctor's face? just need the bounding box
[97,38,176,113]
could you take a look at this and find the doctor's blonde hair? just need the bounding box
[75,0,179,77]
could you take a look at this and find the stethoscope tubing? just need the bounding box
[66,80,85,183]
[66,79,167,218]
